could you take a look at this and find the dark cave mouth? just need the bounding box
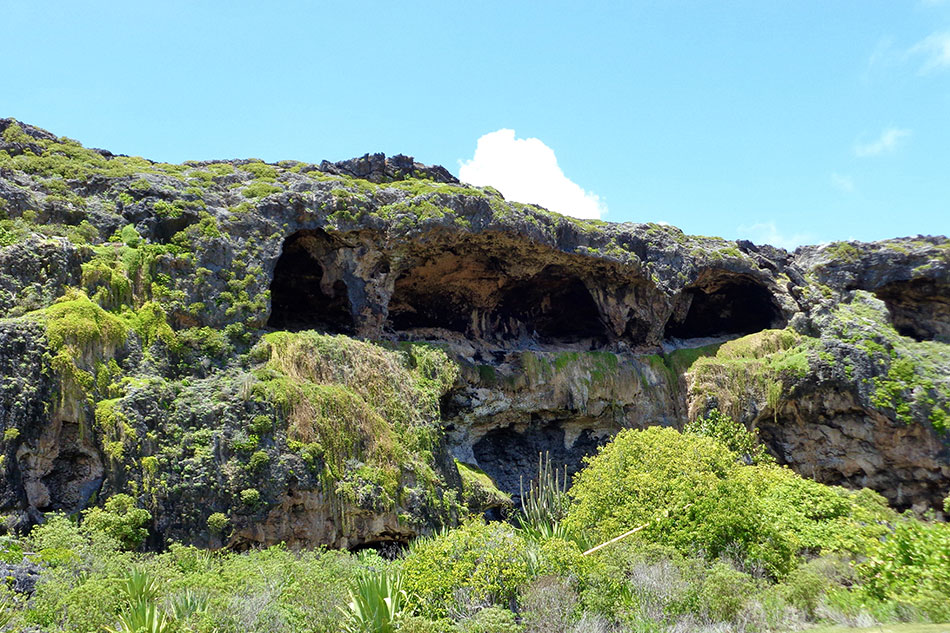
[472,425,606,499]
[267,230,354,333]
[874,280,950,342]
[664,278,783,340]
[494,266,610,345]
[388,259,611,345]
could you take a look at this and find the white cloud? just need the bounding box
[854,127,911,157]
[459,129,606,220]
[909,31,950,73]
[735,222,812,251]
[831,172,855,193]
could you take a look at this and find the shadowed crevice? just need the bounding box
[268,230,354,333]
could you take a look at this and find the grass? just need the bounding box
[803,625,950,633]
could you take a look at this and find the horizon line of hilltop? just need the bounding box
[3,117,943,250]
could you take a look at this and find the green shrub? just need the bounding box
[564,427,793,575]
[698,561,757,622]
[773,559,834,619]
[243,181,282,199]
[856,517,950,621]
[402,520,531,618]
[249,449,270,471]
[240,488,261,507]
[82,494,151,550]
[206,512,230,535]
[752,466,894,556]
[397,615,459,632]
[458,606,522,633]
[683,408,773,465]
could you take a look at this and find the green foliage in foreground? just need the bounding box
[564,426,898,578]
[0,427,946,632]
[684,408,774,465]
[565,426,795,575]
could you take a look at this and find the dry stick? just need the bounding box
[581,523,649,556]
[581,503,693,557]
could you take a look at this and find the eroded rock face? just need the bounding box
[874,279,950,342]
[759,391,949,512]
[0,236,83,318]
[231,489,415,550]
[0,118,948,549]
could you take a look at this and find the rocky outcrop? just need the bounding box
[0,236,82,318]
[0,118,948,550]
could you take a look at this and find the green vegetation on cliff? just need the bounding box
[250,331,461,519]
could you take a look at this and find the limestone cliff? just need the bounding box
[0,118,947,549]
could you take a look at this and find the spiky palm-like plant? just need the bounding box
[339,571,408,633]
[104,599,173,633]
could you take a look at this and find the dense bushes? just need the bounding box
[402,519,531,618]
[0,426,946,632]
[564,426,795,575]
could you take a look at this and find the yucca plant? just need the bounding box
[104,569,175,633]
[339,571,408,633]
[121,568,160,606]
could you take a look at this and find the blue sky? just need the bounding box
[3,1,949,247]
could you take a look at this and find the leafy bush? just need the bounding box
[856,517,950,621]
[240,488,261,507]
[564,427,793,575]
[82,494,151,550]
[752,466,894,556]
[683,408,773,465]
[402,520,531,618]
[458,606,522,633]
[207,512,230,535]
[697,561,758,622]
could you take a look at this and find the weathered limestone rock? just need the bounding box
[0,118,947,549]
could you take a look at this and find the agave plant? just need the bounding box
[104,599,173,633]
[121,567,161,606]
[168,588,210,621]
[103,569,176,633]
[339,571,408,633]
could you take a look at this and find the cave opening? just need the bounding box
[874,280,950,342]
[472,425,604,499]
[267,230,354,333]
[388,251,495,336]
[664,276,782,339]
[494,266,609,345]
